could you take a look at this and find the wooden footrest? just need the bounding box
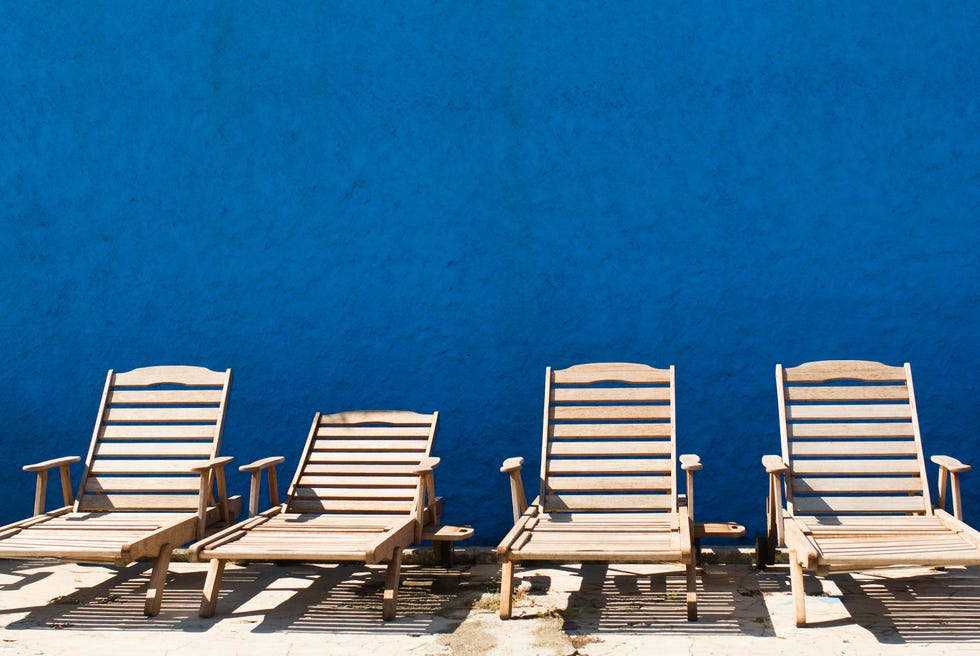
[421,524,474,542]
[694,522,745,539]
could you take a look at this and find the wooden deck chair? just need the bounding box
[189,410,469,620]
[497,363,703,620]
[760,360,980,626]
[0,366,240,616]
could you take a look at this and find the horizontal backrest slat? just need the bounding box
[551,387,672,403]
[792,496,927,514]
[111,365,230,387]
[544,494,675,512]
[89,459,211,475]
[307,451,429,463]
[790,441,918,457]
[316,426,433,438]
[549,440,673,457]
[296,474,419,487]
[793,476,924,494]
[301,463,427,475]
[109,389,226,404]
[95,442,215,457]
[82,494,209,511]
[542,363,676,513]
[287,499,417,513]
[787,423,915,439]
[778,360,930,516]
[784,385,909,402]
[105,407,222,422]
[552,362,672,385]
[100,425,219,440]
[548,459,674,474]
[291,487,418,499]
[791,460,921,475]
[552,423,672,438]
[782,360,908,383]
[310,439,429,452]
[86,476,201,493]
[547,475,672,492]
[552,405,672,421]
[785,405,912,421]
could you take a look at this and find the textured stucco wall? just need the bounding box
[1,2,978,544]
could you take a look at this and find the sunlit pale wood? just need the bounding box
[497,363,712,622]
[0,366,239,617]
[188,409,471,621]
[764,360,980,626]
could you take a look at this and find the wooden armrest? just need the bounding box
[189,457,235,535]
[933,455,972,520]
[23,456,80,472]
[190,456,235,474]
[679,454,702,471]
[500,456,524,473]
[240,456,283,518]
[762,455,788,474]
[413,457,441,474]
[239,456,286,472]
[679,455,702,523]
[761,455,788,554]
[500,457,528,522]
[412,457,442,532]
[932,455,972,473]
[24,456,80,516]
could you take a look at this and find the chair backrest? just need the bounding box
[285,410,437,516]
[540,363,677,513]
[777,360,932,516]
[76,366,232,513]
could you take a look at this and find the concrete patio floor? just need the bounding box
[2,553,980,655]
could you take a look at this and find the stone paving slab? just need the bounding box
[2,558,980,655]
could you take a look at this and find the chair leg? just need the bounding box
[686,560,698,621]
[499,560,514,619]
[756,534,777,569]
[789,549,807,627]
[199,559,227,618]
[382,547,404,621]
[434,540,454,568]
[144,544,173,617]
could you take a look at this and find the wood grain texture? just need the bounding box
[773,361,980,625]
[187,409,454,621]
[500,364,695,621]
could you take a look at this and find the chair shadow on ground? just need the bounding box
[833,568,980,644]
[248,563,482,634]
[758,565,980,644]
[0,560,56,593]
[3,561,235,631]
[2,561,483,635]
[517,563,776,637]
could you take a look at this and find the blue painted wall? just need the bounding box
[1,2,978,544]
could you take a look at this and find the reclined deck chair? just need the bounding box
[760,360,980,626]
[497,363,703,620]
[188,410,471,620]
[0,366,240,616]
